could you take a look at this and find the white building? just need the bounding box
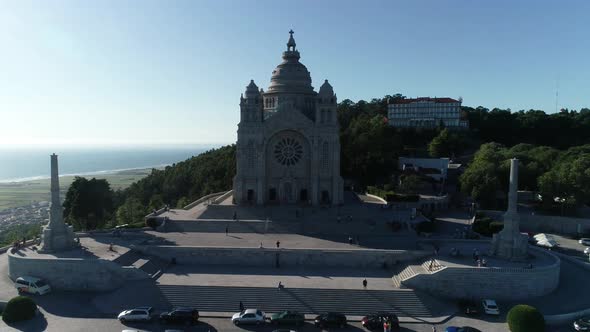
[398,157,449,182]
[387,97,468,129]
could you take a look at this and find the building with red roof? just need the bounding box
[387,97,469,129]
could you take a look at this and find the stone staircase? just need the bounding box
[157,284,434,318]
[391,258,444,288]
[113,250,169,279]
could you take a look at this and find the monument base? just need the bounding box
[39,224,76,253]
[490,232,529,262]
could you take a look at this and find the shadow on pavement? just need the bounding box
[3,311,48,331]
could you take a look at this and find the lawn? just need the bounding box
[0,168,155,211]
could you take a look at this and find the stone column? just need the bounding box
[40,154,75,253]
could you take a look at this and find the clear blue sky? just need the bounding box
[1,0,588,147]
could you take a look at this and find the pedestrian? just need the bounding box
[233,211,237,220]
[259,242,263,248]
[22,237,26,246]
[276,240,280,248]
[432,325,437,332]
[239,301,244,312]
[363,278,367,289]
[278,281,283,290]
[225,225,229,236]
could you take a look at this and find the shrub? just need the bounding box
[472,217,492,235]
[2,296,37,323]
[145,217,159,230]
[489,221,504,234]
[507,304,545,332]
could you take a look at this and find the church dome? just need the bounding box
[267,31,314,94]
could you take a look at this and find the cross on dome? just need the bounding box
[287,29,296,51]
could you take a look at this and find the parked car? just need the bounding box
[314,312,347,328]
[574,316,590,331]
[482,299,500,315]
[458,299,479,315]
[270,310,305,326]
[579,238,590,246]
[361,312,399,330]
[445,327,482,332]
[14,276,51,295]
[159,307,199,325]
[117,307,153,322]
[232,309,266,325]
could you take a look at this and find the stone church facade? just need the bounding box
[233,31,343,206]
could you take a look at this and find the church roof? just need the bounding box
[267,31,314,94]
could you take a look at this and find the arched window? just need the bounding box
[247,141,256,169]
[322,141,330,171]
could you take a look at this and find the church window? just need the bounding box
[322,141,330,170]
[274,137,303,166]
[247,141,256,169]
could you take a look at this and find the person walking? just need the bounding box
[276,240,280,248]
[363,278,368,289]
[239,301,244,312]
[432,325,437,332]
[225,226,229,236]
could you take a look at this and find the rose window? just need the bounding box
[274,138,303,166]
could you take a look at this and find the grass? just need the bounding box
[0,168,155,211]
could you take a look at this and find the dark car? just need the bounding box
[159,307,199,325]
[361,312,399,330]
[314,312,347,328]
[445,327,482,332]
[270,310,305,326]
[458,299,479,315]
[574,316,590,331]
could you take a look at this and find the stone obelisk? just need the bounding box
[491,158,528,260]
[39,154,75,253]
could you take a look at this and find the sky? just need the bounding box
[0,0,588,147]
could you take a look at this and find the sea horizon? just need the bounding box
[0,146,219,183]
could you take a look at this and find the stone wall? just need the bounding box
[131,245,430,269]
[7,250,148,292]
[481,210,590,236]
[162,219,298,234]
[403,249,560,301]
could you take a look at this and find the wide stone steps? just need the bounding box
[113,250,169,279]
[157,284,433,318]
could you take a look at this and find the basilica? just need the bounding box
[233,31,343,206]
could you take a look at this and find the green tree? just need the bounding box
[507,305,544,332]
[63,177,114,230]
[398,174,427,194]
[116,197,147,225]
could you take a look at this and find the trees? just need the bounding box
[63,177,114,230]
[428,128,466,158]
[507,305,544,332]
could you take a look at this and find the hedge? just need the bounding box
[1,296,37,323]
[507,304,544,332]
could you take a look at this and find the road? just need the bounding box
[0,313,523,332]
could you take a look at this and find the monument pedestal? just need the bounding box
[39,224,75,253]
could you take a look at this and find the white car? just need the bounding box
[117,307,153,322]
[580,238,590,246]
[14,276,51,295]
[482,299,500,315]
[232,308,266,325]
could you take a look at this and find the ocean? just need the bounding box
[0,146,214,183]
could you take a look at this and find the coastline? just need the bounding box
[0,166,161,211]
[0,164,170,184]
